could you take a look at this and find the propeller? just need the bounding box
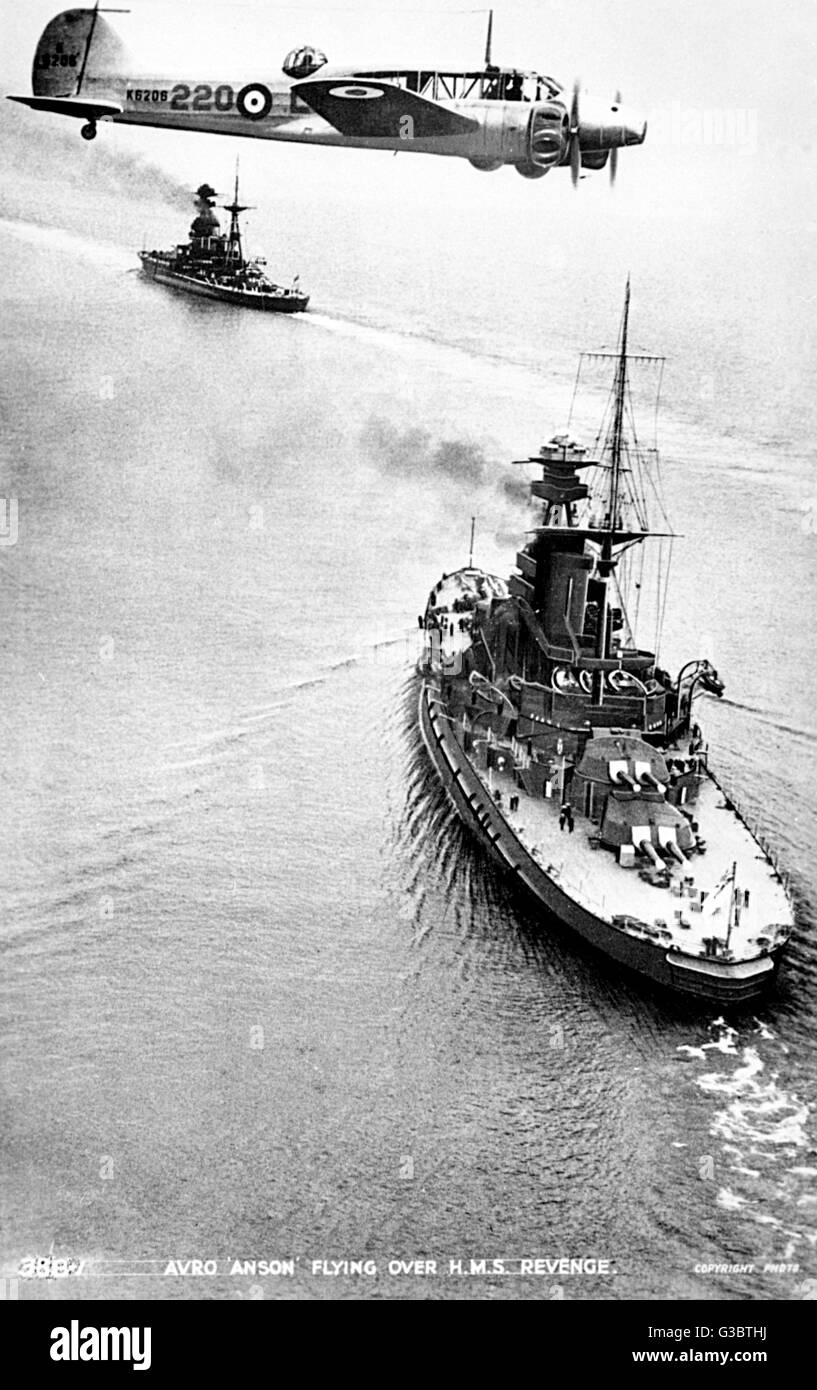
[609,90,622,185]
[569,79,581,186]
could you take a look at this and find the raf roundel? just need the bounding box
[328,85,385,100]
[236,84,273,121]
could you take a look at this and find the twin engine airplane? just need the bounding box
[9,7,647,184]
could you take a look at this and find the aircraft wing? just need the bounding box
[7,95,123,120]
[291,78,478,139]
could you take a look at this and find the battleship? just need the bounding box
[418,284,794,1003]
[139,175,309,313]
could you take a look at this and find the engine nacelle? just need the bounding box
[471,100,570,177]
[526,101,570,172]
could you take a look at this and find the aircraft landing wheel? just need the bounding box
[80,121,97,142]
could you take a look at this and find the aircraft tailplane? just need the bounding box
[32,8,127,100]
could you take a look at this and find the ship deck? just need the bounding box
[463,739,791,964]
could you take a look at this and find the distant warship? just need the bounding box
[418,284,794,1002]
[139,174,309,313]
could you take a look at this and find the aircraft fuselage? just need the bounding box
[10,9,647,178]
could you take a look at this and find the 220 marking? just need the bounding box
[170,83,236,112]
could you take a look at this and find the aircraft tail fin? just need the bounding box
[32,8,128,99]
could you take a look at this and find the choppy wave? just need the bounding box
[682,1020,816,1273]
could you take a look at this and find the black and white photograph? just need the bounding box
[0,0,815,1329]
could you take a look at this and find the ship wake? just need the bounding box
[680,1018,816,1281]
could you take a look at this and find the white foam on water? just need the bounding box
[698,1046,765,1099]
[717,1188,747,1211]
[685,1021,816,1262]
[701,1052,809,1150]
[718,1087,809,1150]
[750,1017,777,1041]
[677,1018,740,1065]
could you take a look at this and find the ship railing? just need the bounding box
[706,764,791,894]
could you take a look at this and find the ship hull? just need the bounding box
[418,678,781,1004]
[139,258,309,313]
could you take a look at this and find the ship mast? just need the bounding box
[222,161,252,264]
[594,277,631,664]
[606,275,630,569]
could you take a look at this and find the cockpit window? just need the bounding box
[481,69,507,99]
[352,68,561,103]
[479,70,531,101]
[504,71,524,101]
